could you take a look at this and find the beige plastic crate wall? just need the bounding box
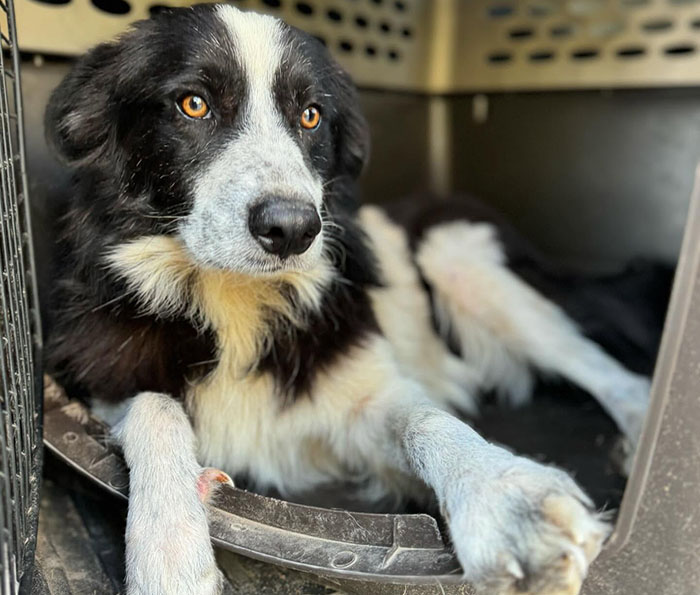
[15,0,700,92]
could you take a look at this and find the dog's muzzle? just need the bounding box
[248,196,322,259]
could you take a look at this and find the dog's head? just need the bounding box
[46,4,369,275]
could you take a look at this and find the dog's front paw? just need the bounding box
[446,457,610,595]
[116,392,227,595]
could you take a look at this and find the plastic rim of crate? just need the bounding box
[42,390,467,588]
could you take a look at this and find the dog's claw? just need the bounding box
[197,467,234,503]
[504,555,525,580]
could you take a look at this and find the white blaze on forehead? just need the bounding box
[181,5,324,275]
[216,5,285,127]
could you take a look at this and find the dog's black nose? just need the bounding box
[248,197,322,259]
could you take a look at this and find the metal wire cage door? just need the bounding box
[0,0,42,591]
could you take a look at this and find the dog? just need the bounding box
[44,4,653,594]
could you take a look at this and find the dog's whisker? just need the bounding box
[91,291,131,312]
[140,214,185,220]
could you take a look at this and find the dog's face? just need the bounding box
[46,4,368,274]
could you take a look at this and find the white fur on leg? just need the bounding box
[113,392,224,595]
[359,205,481,415]
[416,221,651,448]
[91,397,134,427]
[395,404,610,595]
[415,222,535,407]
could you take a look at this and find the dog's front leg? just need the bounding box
[391,402,610,595]
[114,392,230,595]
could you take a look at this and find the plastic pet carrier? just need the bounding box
[11,0,700,593]
[0,0,42,592]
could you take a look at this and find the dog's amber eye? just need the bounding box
[179,94,209,119]
[300,105,321,130]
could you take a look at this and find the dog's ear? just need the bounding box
[45,41,123,166]
[45,19,159,168]
[328,65,370,181]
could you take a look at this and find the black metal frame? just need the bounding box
[0,0,43,591]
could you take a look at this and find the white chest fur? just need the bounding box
[188,337,401,495]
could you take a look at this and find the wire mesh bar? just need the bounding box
[0,0,43,591]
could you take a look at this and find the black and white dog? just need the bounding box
[45,5,652,594]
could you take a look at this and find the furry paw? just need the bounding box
[197,468,234,504]
[603,374,650,475]
[605,375,650,445]
[60,401,91,425]
[446,457,610,595]
[44,375,69,408]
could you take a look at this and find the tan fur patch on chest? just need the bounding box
[106,235,334,373]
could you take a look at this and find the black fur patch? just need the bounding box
[48,299,217,403]
[258,211,381,401]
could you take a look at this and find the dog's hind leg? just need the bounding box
[415,221,650,449]
[359,205,481,416]
[113,392,227,595]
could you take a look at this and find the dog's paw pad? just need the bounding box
[197,467,234,503]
